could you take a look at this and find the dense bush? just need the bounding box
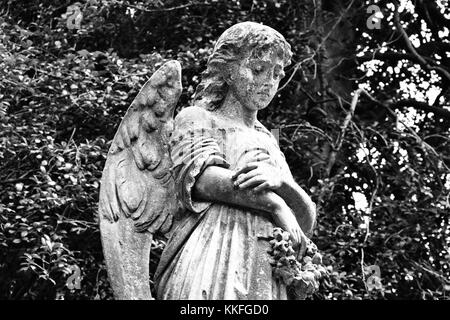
[1,0,449,299]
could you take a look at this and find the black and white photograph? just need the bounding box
[0,0,449,305]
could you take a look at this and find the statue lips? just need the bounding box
[257,91,271,98]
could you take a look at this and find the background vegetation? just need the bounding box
[0,0,449,299]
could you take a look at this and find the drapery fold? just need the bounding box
[170,129,230,214]
[155,106,289,300]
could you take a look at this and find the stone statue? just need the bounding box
[99,21,319,300]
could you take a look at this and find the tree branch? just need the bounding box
[389,99,450,119]
[356,51,435,66]
[326,87,362,175]
[126,2,209,14]
[416,41,450,57]
[326,88,450,178]
[393,2,450,82]
[278,0,355,92]
[360,90,450,120]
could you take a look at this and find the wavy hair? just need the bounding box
[193,21,293,111]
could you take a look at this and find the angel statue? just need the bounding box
[98,21,317,300]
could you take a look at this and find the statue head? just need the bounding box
[193,21,292,111]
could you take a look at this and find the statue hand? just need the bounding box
[231,155,285,192]
[273,202,308,256]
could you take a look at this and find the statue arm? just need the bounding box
[194,165,308,248]
[193,165,285,215]
[229,148,316,237]
[277,178,316,238]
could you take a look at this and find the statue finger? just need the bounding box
[237,176,266,189]
[294,229,301,247]
[254,181,270,192]
[290,232,300,249]
[259,156,276,166]
[234,170,260,186]
[231,163,258,180]
[298,233,308,257]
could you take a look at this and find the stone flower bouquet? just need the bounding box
[268,227,329,299]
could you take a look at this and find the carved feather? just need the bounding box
[99,60,182,234]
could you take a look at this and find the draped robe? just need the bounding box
[155,106,293,300]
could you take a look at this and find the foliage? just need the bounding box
[0,0,449,300]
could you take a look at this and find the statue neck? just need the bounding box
[218,91,257,128]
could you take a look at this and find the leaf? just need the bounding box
[77,49,90,57]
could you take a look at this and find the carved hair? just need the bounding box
[193,21,293,111]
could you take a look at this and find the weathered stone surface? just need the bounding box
[99,22,317,300]
[98,60,181,299]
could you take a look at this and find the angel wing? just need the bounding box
[98,60,182,300]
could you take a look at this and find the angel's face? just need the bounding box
[227,48,285,111]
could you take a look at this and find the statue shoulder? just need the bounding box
[255,120,274,136]
[175,106,214,130]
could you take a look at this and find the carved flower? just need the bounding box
[268,227,329,299]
